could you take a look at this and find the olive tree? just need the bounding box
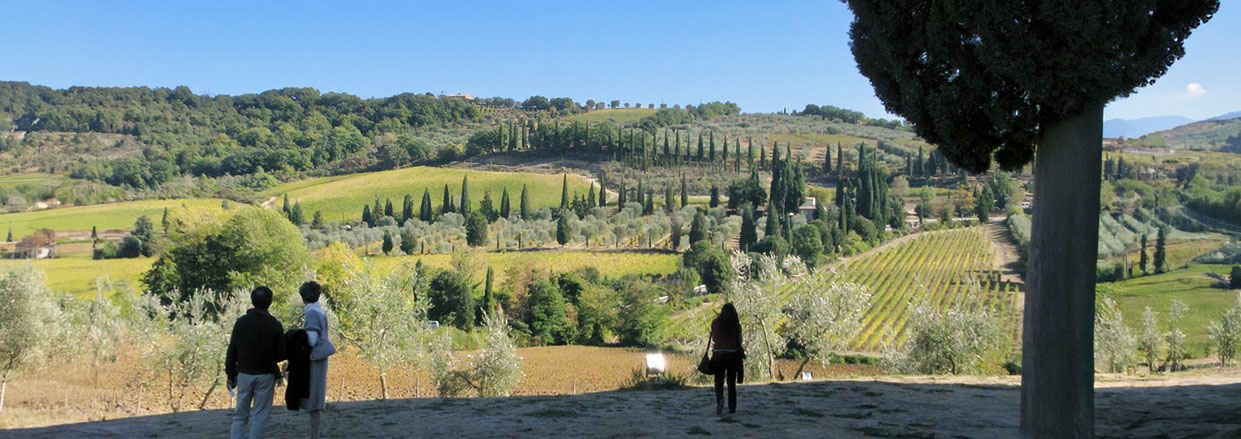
[1165,298,1189,371]
[844,2,1218,436]
[428,311,523,398]
[887,281,1007,375]
[783,274,871,378]
[0,266,64,412]
[332,264,430,399]
[1135,307,1163,373]
[1094,298,1134,374]
[1207,293,1241,367]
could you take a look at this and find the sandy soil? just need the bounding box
[5,372,1239,439]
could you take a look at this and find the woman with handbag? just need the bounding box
[709,303,744,415]
[299,281,336,439]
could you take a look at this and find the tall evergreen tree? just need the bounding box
[441,184,454,214]
[709,131,716,162]
[282,193,291,217]
[382,231,394,254]
[560,174,569,210]
[664,185,675,213]
[161,207,170,233]
[362,204,372,226]
[483,266,495,314]
[739,206,757,251]
[599,178,608,207]
[697,132,704,161]
[670,212,682,250]
[618,181,627,206]
[765,205,780,237]
[556,214,570,247]
[290,202,306,225]
[459,176,471,216]
[520,184,530,218]
[710,186,720,208]
[1154,227,1168,274]
[499,188,511,219]
[689,208,709,244]
[420,189,434,222]
[722,134,729,164]
[587,184,596,207]
[480,191,496,222]
[384,198,394,218]
[402,194,414,223]
[680,174,689,208]
[1139,234,1149,274]
[644,189,655,215]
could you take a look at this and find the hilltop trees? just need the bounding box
[845,2,1218,436]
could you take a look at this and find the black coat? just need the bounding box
[284,329,311,410]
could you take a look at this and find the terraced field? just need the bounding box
[262,167,591,223]
[841,227,1023,351]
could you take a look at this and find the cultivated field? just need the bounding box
[29,256,153,300]
[841,227,1022,350]
[1107,264,1239,354]
[261,167,592,223]
[0,198,225,237]
[564,108,655,125]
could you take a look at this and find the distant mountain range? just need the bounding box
[1104,111,1241,139]
[1103,116,1193,138]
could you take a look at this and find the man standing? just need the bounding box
[226,286,286,439]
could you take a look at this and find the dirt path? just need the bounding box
[7,373,1239,439]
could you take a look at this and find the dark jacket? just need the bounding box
[284,329,311,410]
[226,308,286,380]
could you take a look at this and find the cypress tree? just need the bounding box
[644,189,655,215]
[618,181,627,206]
[587,184,596,207]
[689,208,709,244]
[282,193,291,217]
[709,131,716,162]
[747,137,754,169]
[1154,227,1168,273]
[382,231,394,254]
[441,184,454,214]
[560,174,569,210]
[362,204,372,226]
[291,202,306,225]
[420,189,433,222]
[765,205,780,237]
[836,142,844,175]
[663,130,670,164]
[384,198,394,218]
[161,207,170,233]
[599,177,608,207]
[373,199,383,225]
[710,186,720,208]
[825,146,833,174]
[460,175,471,216]
[484,266,495,314]
[636,180,644,209]
[697,132,704,161]
[520,184,530,219]
[664,185,675,213]
[740,206,757,251]
[402,194,414,223]
[722,134,728,164]
[1139,234,1148,274]
[759,143,766,170]
[680,174,688,208]
[500,188,511,219]
[670,212,682,249]
[556,214,570,247]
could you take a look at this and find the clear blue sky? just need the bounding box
[1,1,1236,120]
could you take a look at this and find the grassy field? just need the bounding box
[0,172,67,192]
[1107,264,1239,355]
[367,250,681,283]
[262,167,592,223]
[564,108,655,125]
[17,255,154,300]
[0,198,225,238]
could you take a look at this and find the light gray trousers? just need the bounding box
[230,372,275,439]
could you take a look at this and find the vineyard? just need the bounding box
[842,227,1023,351]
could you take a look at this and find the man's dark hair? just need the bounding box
[299,281,322,304]
[251,286,273,310]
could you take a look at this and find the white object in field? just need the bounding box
[427,320,440,329]
[693,285,708,295]
[645,353,667,376]
[656,295,669,304]
[800,371,813,381]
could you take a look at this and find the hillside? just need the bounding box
[1103,115,1193,139]
[1130,116,1241,151]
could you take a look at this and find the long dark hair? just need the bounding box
[716,303,741,338]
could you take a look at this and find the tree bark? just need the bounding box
[1020,102,1102,439]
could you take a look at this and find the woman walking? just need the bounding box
[710,303,744,415]
[300,281,336,439]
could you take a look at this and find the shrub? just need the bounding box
[428,311,523,398]
[0,266,64,412]
[886,299,1007,375]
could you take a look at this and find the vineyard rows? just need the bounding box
[840,227,1023,351]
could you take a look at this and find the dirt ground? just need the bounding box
[4,371,1240,439]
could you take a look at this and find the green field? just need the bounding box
[263,167,592,223]
[0,198,226,238]
[1107,264,1239,355]
[22,255,154,300]
[0,172,68,192]
[367,250,680,283]
[565,108,656,125]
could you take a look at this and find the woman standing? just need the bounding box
[300,281,336,439]
[710,303,744,415]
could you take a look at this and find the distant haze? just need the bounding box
[1104,111,1241,138]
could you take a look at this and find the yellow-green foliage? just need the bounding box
[565,108,656,124]
[30,255,153,300]
[0,198,226,238]
[367,251,680,283]
[262,167,591,222]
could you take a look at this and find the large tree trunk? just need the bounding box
[1020,102,1103,439]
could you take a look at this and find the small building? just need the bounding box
[444,93,474,101]
[797,197,819,220]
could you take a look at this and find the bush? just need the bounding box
[427,311,523,398]
[886,301,1007,375]
[0,266,64,411]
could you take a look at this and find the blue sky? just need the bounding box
[0,1,1236,120]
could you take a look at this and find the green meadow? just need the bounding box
[1107,264,1240,355]
[263,167,592,223]
[0,198,226,238]
[22,255,154,300]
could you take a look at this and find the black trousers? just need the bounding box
[711,351,743,413]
